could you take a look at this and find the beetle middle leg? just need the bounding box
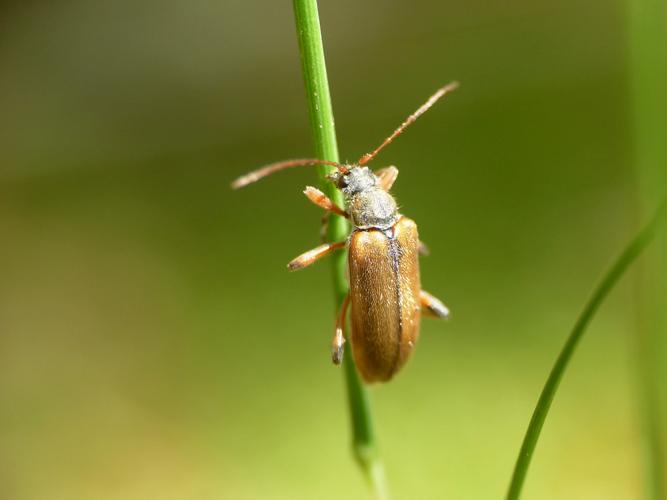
[287,240,346,271]
[332,293,350,364]
[420,290,450,319]
[319,213,329,242]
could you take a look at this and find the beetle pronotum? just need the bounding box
[232,82,457,383]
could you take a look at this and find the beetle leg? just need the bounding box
[375,166,399,191]
[303,186,348,217]
[319,213,329,242]
[332,293,351,364]
[420,290,450,319]
[287,241,346,271]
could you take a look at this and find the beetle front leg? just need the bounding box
[303,186,348,217]
[287,241,346,271]
[420,290,450,319]
[376,166,399,191]
[332,293,351,364]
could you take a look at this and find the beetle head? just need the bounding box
[328,166,377,196]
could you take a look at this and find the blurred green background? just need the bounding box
[1,1,665,499]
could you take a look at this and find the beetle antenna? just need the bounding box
[231,159,349,189]
[357,81,459,166]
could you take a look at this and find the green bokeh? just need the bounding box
[0,1,663,499]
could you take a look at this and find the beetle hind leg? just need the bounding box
[420,290,450,319]
[332,294,351,364]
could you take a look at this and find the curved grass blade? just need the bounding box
[506,203,667,500]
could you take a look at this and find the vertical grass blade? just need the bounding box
[291,1,388,498]
[627,0,667,497]
[506,204,666,500]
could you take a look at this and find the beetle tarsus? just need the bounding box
[331,337,345,365]
[332,294,351,364]
[418,240,430,256]
[420,290,450,319]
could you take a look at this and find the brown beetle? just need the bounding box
[232,83,457,382]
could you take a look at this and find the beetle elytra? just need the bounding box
[232,82,457,382]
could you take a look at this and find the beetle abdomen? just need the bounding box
[348,216,421,383]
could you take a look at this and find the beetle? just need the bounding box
[232,82,457,383]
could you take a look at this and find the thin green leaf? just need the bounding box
[627,0,667,497]
[291,1,388,498]
[506,203,667,500]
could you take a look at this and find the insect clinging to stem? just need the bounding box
[232,82,458,383]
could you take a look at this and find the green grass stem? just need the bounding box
[291,1,388,498]
[627,0,667,497]
[506,203,667,500]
